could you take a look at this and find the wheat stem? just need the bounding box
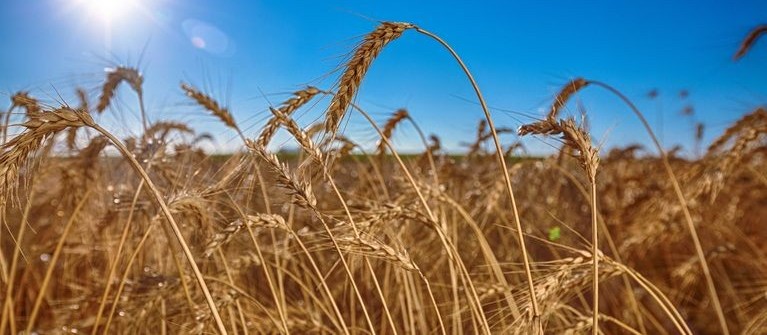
[25,190,92,333]
[0,187,35,334]
[102,224,156,334]
[589,80,729,335]
[590,180,599,335]
[413,25,540,327]
[90,123,228,335]
[90,180,142,334]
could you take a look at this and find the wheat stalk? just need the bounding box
[520,81,601,333]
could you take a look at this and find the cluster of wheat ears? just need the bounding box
[0,22,765,335]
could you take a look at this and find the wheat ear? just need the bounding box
[96,66,142,113]
[734,24,767,60]
[324,22,413,134]
[548,78,590,121]
[96,66,150,135]
[0,108,92,204]
[376,109,409,155]
[181,82,243,139]
[203,214,288,257]
[519,113,600,334]
[257,86,321,147]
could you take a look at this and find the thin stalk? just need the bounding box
[590,179,599,335]
[138,93,149,137]
[288,230,350,333]
[215,248,249,335]
[351,102,478,334]
[589,80,728,335]
[549,163,646,333]
[161,298,167,335]
[245,158,349,334]
[242,229,288,333]
[614,263,692,335]
[103,224,155,334]
[92,178,148,334]
[282,122,400,334]
[268,263,342,331]
[2,104,14,144]
[202,275,289,330]
[251,165,288,334]
[0,188,36,334]
[413,26,541,323]
[25,190,92,333]
[229,195,290,334]
[307,209,376,334]
[435,190,521,318]
[162,226,198,311]
[89,123,228,334]
[236,117,290,333]
[405,116,439,186]
[322,172,399,335]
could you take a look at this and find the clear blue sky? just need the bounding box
[1,0,765,154]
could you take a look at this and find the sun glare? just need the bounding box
[80,0,138,21]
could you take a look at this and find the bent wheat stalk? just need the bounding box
[89,122,228,334]
[0,108,228,334]
[554,79,728,335]
[412,25,541,330]
[519,83,600,334]
[323,21,538,330]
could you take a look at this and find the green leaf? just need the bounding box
[548,226,561,241]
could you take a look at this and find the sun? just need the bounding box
[79,0,138,21]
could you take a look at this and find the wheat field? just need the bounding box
[0,22,766,335]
